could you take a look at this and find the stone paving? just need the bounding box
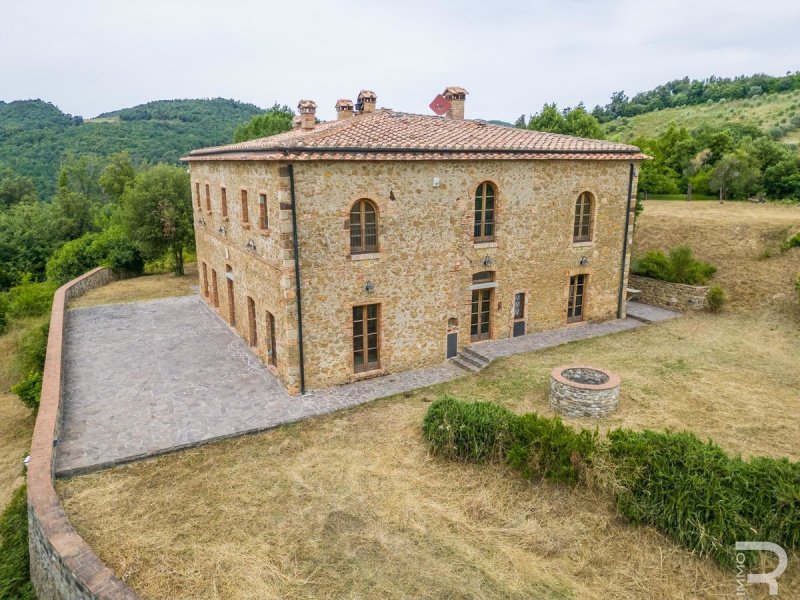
[55,296,679,476]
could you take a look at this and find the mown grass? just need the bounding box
[68,263,196,308]
[57,201,800,599]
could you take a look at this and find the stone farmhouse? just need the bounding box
[184,88,646,394]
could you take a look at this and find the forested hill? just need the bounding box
[0,98,263,198]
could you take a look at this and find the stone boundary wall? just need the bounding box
[27,267,140,600]
[629,274,708,312]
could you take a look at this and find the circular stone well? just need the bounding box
[549,365,620,417]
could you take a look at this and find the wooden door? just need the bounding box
[567,274,586,323]
[266,311,277,366]
[470,288,492,342]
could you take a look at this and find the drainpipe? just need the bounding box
[617,162,635,319]
[288,164,306,394]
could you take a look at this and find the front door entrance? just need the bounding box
[471,288,492,342]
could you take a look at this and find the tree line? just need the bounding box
[591,72,800,122]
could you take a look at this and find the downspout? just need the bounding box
[288,163,306,394]
[617,162,635,319]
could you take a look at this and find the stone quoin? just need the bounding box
[183,87,647,394]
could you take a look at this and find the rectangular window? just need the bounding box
[240,190,249,223]
[195,183,201,208]
[258,193,268,229]
[353,303,380,373]
[247,297,257,346]
[513,292,525,320]
[210,269,219,307]
[201,262,209,297]
[205,184,211,212]
[220,187,228,217]
[266,311,277,367]
[567,274,587,323]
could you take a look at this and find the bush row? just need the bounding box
[0,486,35,600]
[422,396,799,569]
[423,395,597,485]
[45,226,143,285]
[631,245,717,285]
[10,321,49,411]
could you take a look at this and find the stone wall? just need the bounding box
[549,365,620,417]
[27,267,140,600]
[189,158,640,391]
[629,274,708,311]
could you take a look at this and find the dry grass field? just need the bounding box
[0,318,42,511]
[58,201,800,599]
[68,263,197,308]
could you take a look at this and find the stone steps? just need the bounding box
[451,346,492,373]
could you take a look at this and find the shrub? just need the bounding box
[0,293,7,336]
[422,395,516,463]
[706,285,726,312]
[11,371,42,410]
[18,321,49,374]
[46,228,143,285]
[0,486,35,600]
[91,227,144,276]
[4,275,55,319]
[631,245,716,285]
[782,231,800,251]
[507,413,598,484]
[45,234,98,285]
[607,429,800,569]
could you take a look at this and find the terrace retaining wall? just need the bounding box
[27,267,140,600]
[629,274,708,312]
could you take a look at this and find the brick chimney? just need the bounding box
[357,90,377,114]
[443,86,468,120]
[297,99,317,130]
[335,99,355,121]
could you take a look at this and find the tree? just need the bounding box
[0,166,38,207]
[120,164,194,275]
[233,103,294,143]
[527,103,567,133]
[99,152,137,202]
[709,151,760,200]
[563,105,603,139]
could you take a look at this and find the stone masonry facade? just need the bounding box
[189,158,639,392]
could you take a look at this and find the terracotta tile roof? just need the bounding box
[184,109,648,162]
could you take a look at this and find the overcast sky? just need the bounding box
[2,0,798,121]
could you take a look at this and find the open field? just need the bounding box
[605,88,800,142]
[634,200,800,315]
[0,318,43,511]
[68,263,196,308]
[58,201,800,599]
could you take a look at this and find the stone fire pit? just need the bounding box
[550,365,620,417]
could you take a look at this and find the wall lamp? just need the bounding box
[482,256,495,268]
[218,225,226,236]
[198,217,206,226]
[364,281,375,293]
[245,239,256,251]
[579,256,590,266]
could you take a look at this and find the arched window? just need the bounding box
[474,182,496,242]
[350,199,378,254]
[573,192,593,242]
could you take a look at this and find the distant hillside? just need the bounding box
[0,98,264,198]
[604,88,800,144]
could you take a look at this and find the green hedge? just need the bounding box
[608,429,800,568]
[423,396,800,570]
[0,486,35,600]
[631,245,717,285]
[507,413,598,484]
[46,227,143,285]
[423,396,596,483]
[422,395,515,463]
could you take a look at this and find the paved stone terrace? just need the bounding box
[55,297,678,476]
